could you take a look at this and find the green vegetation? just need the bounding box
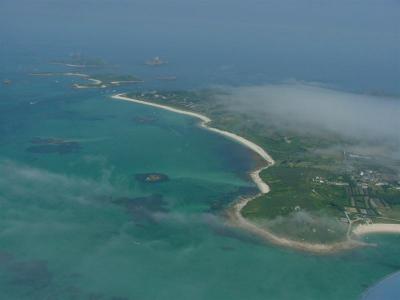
[245,166,348,218]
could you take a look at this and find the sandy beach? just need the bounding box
[73,77,107,89]
[64,72,90,78]
[88,78,102,85]
[111,93,396,253]
[353,224,400,236]
[110,80,144,85]
[29,72,90,78]
[50,62,87,68]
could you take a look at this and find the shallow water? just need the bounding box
[0,65,399,300]
[1,1,400,293]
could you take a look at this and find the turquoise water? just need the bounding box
[1,1,399,297]
[0,71,400,300]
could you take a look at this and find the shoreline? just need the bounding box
[111,93,394,254]
[110,80,144,85]
[73,77,107,89]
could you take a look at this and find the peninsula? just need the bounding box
[112,92,400,253]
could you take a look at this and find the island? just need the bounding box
[30,72,90,78]
[135,173,170,183]
[72,74,144,89]
[111,90,400,253]
[29,71,143,89]
[145,56,168,66]
[51,54,106,68]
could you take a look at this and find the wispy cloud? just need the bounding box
[0,160,117,205]
[216,82,400,160]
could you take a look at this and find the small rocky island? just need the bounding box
[145,56,168,66]
[135,173,169,183]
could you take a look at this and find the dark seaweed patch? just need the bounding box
[0,250,14,266]
[0,251,53,290]
[113,194,169,223]
[131,115,157,124]
[9,260,52,290]
[220,245,235,251]
[48,110,116,121]
[27,143,81,154]
[27,137,81,154]
[208,186,257,212]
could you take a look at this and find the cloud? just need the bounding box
[214,82,400,163]
[256,210,348,243]
[0,160,117,205]
[216,82,400,143]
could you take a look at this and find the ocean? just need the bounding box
[1,0,399,299]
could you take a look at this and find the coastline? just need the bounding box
[73,77,107,89]
[71,77,142,89]
[111,93,393,254]
[110,80,144,85]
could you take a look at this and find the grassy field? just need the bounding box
[244,166,348,218]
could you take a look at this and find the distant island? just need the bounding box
[145,56,168,66]
[135,173,169,183]
[72,74,144,89]
[29,71,143,89]
[51,54,106,68]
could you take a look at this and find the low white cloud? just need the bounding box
[0,160,117,205]
[217,82,400,144]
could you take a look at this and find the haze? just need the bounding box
[1,0,399,92]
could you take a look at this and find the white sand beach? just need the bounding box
[64,72,90,78]
[73,77,106,89]
[353,224,400,236]
[64,63,86,68]
[110,80,144,85]
[88,78,102,85]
